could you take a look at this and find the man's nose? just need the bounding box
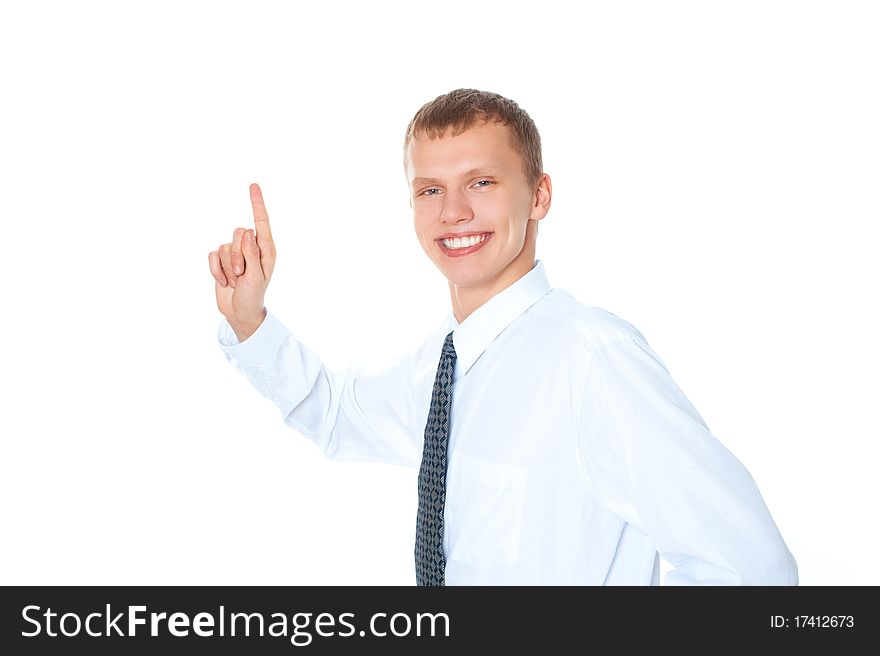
[439,187,474,223]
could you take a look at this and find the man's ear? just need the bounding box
[529,173,552,221]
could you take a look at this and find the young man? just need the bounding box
[208,88,798,586]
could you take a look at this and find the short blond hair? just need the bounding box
[403,88,544,191]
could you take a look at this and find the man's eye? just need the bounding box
[420,181,492,196]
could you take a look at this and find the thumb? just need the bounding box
[241,229,264,280]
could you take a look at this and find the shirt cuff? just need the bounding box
[217,308,291,367]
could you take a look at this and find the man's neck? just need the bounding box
[450,253,536,324]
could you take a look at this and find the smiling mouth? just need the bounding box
[436,232,492,248]
[436,232,493,256]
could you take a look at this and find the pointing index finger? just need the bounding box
[250,183,274,244]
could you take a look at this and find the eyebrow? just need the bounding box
[409,166,501,188]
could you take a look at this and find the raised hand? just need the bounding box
[208,183,277,341]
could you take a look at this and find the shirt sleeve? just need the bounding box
[217,308,423,467]
[574,332,798,585]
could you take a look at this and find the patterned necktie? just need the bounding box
[415,330,457,586]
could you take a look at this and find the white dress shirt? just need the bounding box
[217,259,798,585]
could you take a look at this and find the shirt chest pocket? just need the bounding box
[444,451,528,569]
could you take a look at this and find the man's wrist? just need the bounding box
[229,307,267,342]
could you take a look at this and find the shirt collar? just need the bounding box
[445,259,552,377]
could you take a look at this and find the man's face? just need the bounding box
[406,120,549,292]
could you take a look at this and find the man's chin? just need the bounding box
[440,266,495,289]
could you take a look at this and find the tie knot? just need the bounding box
[442,331,457,359]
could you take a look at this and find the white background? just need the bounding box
[1,0,877,585]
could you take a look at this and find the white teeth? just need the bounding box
[442,233,488,249]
